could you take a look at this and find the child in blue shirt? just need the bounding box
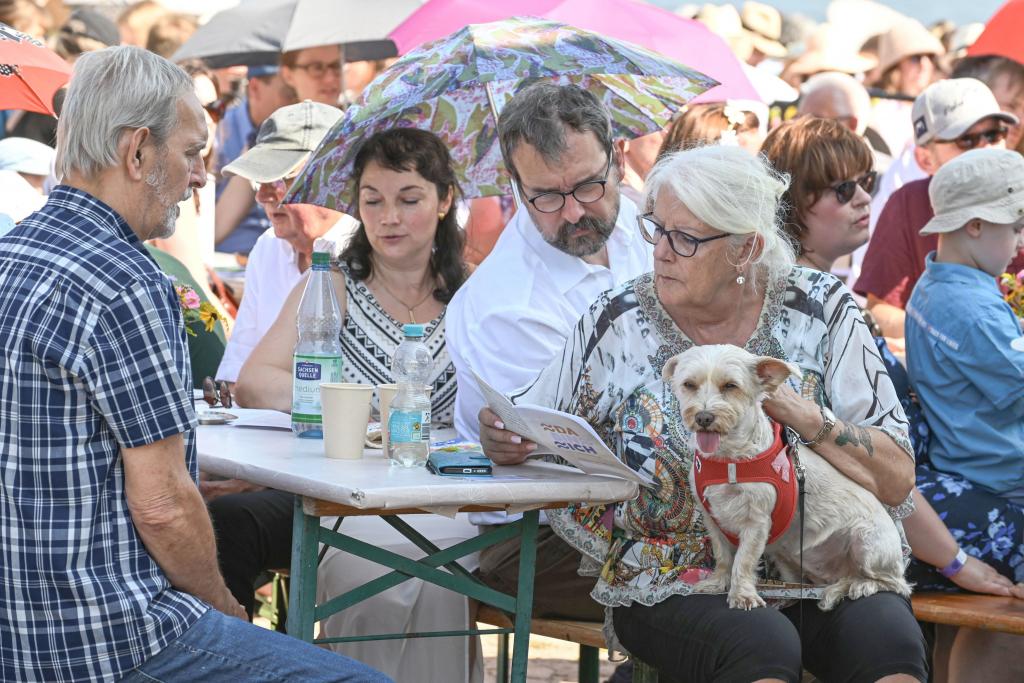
[906,148,1024,503]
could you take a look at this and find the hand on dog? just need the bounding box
[478,407,536,465]
[952,556,1024,599]
[762,383,818,435]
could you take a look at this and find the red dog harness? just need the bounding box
[692,421,797,546]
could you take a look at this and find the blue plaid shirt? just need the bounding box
[0,186,207,682]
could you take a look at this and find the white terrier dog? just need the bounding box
[662,344,911,611]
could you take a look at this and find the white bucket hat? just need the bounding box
[921,148,1024,235]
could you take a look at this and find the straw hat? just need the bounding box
[696,4,754,63]
[784,23,877,78]
[876,18,945,76]
[740,2,787,58]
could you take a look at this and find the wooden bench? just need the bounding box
[911,592,1024,634]
[477,593,1024,682]
[475,604,659,683]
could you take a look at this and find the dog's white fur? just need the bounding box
[662,344,911,610]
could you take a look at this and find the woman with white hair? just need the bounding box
[480,145,927,682]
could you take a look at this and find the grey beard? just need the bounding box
[144,164,191,240]
[544,210,617,257]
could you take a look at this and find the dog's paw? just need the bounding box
[694,573,730,594]
[727,586,765,610]
[818,580,856,611]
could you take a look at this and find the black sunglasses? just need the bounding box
[831,171,878,204]
[938,126,1009,151]
[637,213,730,257]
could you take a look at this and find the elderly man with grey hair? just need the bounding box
[0,46,387,683]
[798,71,890,171]
[446,82,652,621]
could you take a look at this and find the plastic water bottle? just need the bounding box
[291,251,343,438]
[387,324,433,467]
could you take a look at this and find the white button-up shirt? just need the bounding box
[448,196,651,438]
[216,216,359,382]
[447,197,651,524]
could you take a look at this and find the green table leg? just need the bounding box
[286,496,320,642]
[579,644,600,683]
[496,632,510,683]
[510,509,539,683]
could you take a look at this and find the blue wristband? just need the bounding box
[939,548,968,578]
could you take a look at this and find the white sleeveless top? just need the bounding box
[338,263,457,427]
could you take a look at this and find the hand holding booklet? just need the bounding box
[473,370,655,488]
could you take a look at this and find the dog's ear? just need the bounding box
[754,357,800,393]
[662,356,680,384]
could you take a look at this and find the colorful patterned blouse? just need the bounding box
[510,266,915,608]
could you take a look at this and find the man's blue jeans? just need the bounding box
[120,609,392,682]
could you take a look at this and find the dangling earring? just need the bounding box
[736,274,745,285]
[438,211,446,221]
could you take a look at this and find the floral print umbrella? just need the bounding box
[286,16,718,212]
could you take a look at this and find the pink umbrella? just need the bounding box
[388,0,758,103]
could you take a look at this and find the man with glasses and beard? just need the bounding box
[855,78,1021,346]
[446,82,652,622]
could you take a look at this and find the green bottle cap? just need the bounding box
[311,252,331,267]
[402,323,425,337]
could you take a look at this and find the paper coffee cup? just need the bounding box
[320,383,373,459]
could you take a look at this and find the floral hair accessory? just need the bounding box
[719,104,749,147]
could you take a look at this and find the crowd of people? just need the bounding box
[2,1,1024,682]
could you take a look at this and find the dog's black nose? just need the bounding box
[695,411,715,429]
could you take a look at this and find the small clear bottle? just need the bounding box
[387,324,434,467]
[291,251,343,438]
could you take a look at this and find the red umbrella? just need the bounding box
[388,0,759,103]
[0,23,72,116]
[967,0,1024,65]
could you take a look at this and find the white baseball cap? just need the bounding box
[921,148,1024,235]
[912,78,1019,147]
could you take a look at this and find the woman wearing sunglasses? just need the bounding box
[482,143,927,682]
[761,116,876,275]
[764,116,1024,683]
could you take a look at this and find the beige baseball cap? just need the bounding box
[921,148,1024,235]
[223,100,342,184]
[912,78,1019,146]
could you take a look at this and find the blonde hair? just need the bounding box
[643,145,795,281]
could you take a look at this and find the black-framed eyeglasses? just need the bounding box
[291,61,342,78]
[831,171,878,204]
[524,153,611,213]
[637,213,730,257]
[937,126,1009,151]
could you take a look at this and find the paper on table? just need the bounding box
[229,409,293,431]
[472,370,654,488]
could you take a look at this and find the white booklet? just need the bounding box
[473,371,654,488]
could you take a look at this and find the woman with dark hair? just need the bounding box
[242,127,466,425]
[234,129,480,682]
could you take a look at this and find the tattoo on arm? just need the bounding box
[834,422,875,457]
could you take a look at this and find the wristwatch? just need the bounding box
[799,405,836,448]
[939,548,968,578]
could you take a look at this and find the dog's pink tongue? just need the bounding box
[696,431,721,455]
